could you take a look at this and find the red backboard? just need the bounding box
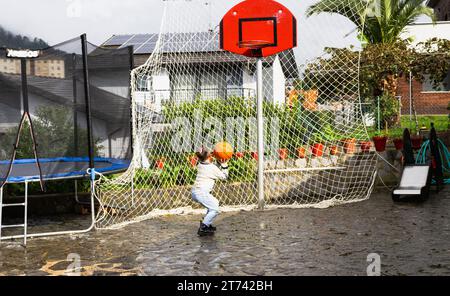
[220,0,297,58]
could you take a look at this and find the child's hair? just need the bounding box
[195,146,210,162]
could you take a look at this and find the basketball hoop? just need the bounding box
[238,40,272,49]
[238,40,273,58]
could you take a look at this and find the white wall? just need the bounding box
[243,67,256,99]
[272,55,286,105]
[401,21,450,45]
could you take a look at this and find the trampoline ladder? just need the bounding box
[0,182,28,246]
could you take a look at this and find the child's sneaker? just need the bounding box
[208,225,217,231]
[198,222,214,236]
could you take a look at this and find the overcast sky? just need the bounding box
[1,0,432,64]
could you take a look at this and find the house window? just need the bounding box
[226,66,243,97]
[136,75,152,91]
[172,71,196,103]
[422,72,450,92]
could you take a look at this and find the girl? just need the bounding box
[192,146,229,236]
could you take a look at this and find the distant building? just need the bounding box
[102,32,298,108]
[0,58,30,75]
[34,58,65,79]
[0,54,65,79]
[398,22,450,115]
[427,0,450,21]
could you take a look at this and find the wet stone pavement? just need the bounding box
[0,187,449,276]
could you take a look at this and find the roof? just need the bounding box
[103,32,299,77]
[103,32,220,55]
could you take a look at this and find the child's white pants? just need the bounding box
[192,190,219,226]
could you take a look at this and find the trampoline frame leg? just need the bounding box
[0,186,3,240]
[0,179,96,244]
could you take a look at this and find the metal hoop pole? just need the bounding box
[257,58,265,209]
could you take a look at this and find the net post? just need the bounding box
[128,45,134,157]
[81,34,95,169]
[20,58,30,113]
[257,58,265,210]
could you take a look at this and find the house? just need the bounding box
[427,0,450,21]
[398,21,450,115]
[102,32,298,109]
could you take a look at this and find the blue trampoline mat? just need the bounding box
[0,157,130,183]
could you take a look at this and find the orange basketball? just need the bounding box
[213,141,234,161]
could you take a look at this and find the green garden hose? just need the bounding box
[416,139,450,185]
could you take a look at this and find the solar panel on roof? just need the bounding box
[104,32,221,54]
[103,35,134,46]
[134,42,158,54]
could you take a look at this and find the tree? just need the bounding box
[0,105,102,160]
[305,0,444,128]
[306,0,435,44]
[301,38,450,128]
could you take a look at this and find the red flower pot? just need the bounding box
[188,156,198,167]
[330,146,339,155]
[360,141,372,152]
[312,143,324,157]
[251,152,258,161]
[342,138,356,154]
[372,136,388,152]
[296,147,307,159]
[155,159,165,170]
[393,138,403,151]
[411,136,423,150]
[278,148,288,160]
[235,152,245,159]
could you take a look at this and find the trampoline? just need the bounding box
[1,157,130,183]
[0,35,133,245]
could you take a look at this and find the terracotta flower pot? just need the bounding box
[296,147,307,159]
[311,143,324,157]
[188,155,198,168]
[330,146,339,156]
[251,152,258,161]
[155,159,165,170]
[360,141,372,152]
[235,152,245,159]
[372,136,388,152]
[278,148,288,160]
[411,136,423,150]
[393,138,403,151]
[342,138,356,154]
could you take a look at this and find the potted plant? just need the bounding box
[234,151,245,159]
[360,141,372,152]
[372,131,388,152]
[155,157,165,170]
[296,146,307,158]
[278,148,289,160]
[329,145,339,155]
[389,129,403,151]
[291,136,307,159]
[188,154,198,168]
[322,125,339,156]
[410,132,423,150]
[311,133,325,157]
[342,138,356,154]
[250,151,258,161]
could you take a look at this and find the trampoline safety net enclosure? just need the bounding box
[0,35,132,187]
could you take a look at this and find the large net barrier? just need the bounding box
[95,0,378,229]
